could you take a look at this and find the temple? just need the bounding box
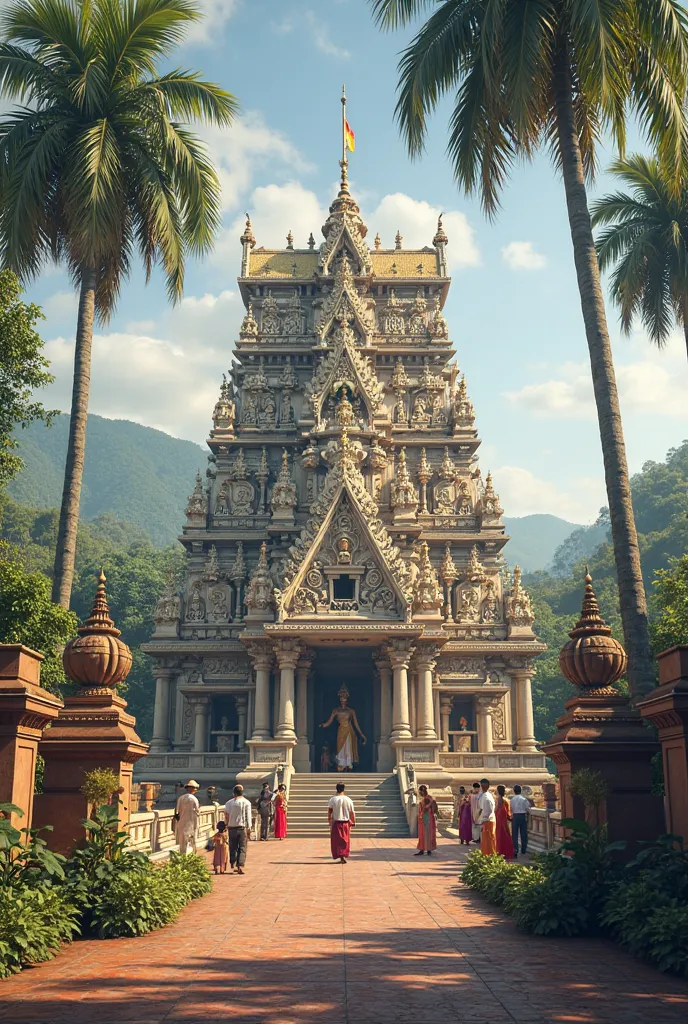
[141,136,550,815]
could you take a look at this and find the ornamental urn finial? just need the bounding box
[558,571,627,689]
[62,571,132,689]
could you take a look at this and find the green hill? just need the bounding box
[9,414,206,546]
[504,513,592,571]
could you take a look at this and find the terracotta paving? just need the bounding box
[2,838,687,1023]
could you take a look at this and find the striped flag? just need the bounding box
[344,119,355,152]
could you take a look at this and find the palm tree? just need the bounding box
[592,155,688,362]
[0,0,237,608]
[370,0,688,700]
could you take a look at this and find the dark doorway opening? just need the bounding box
[312,648,375,772]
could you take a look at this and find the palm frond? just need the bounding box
[369,0,439,30]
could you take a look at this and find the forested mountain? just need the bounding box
[527,440,688,742]
[9,414,205,546]
[504,513,599,571]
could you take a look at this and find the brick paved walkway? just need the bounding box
[2,838,687,1024]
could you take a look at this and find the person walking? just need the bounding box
[510,784,530,858]
[469,781,482,843]
[478,779,497,856]
[211,820,229,875]
[414,784,438,856]
[273,784,288,840]
[458,786,473,845]
[328,781,355,863]
[256,783,273,841]
[174,780,200,855]
[495,785,514,860]
[224,784,252,874]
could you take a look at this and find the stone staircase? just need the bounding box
[286,772,410,838]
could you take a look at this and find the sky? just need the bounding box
[15,0,688,524]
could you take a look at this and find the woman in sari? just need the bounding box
[495,785,514,859]
[273,784,288,840]
[415,784,438,855]
[458,786,473,845]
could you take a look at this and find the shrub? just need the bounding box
[645,905,688,977]
[81,768,122,813]
[166,852,213,900]
[509,865,590,936]
[88,864,185,939]
[0,886,77,977]
[602,878,672,957]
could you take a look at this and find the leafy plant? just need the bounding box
[509,865,591,937]
[569,770,608,810]
[645,906,688,977]
[0,886,77,978]
[0,802,66,888]
[81,768,122,813]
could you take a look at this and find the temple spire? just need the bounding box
[340,84,349,192]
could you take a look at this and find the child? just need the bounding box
[320,745,332,772]
[212,819,229,874]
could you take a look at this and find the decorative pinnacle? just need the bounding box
[286,230,294,250]
[78,571,121,638]
[240,213,256,248]
[374,232,381,250]
[569,570,612,638]
[308,232,315,250]
[395,230,403,250]
[433,214,448,247]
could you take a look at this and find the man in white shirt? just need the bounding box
[510,785,530,858]
[174,780,200,855]
[224,784,253,874]
[478,778,496,855]
[328,782,356,863]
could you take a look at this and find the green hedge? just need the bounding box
[460,826,688,977]
[0,803,212,978]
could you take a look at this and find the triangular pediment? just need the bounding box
[277,435,411,621]
[304,321,385,430]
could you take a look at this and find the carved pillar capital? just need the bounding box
[274,638,301,670]
[386,639,415,671]
[242,637,274,672]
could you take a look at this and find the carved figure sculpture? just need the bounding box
[320,684,367,771]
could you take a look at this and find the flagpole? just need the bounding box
[341,84,347,186]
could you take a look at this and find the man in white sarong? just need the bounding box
[320,685,366,771]
[175,779,200,854]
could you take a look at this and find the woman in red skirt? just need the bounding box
[273,784,288,840]
[495,785,514,859]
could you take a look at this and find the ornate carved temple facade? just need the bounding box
[142,163,549,805]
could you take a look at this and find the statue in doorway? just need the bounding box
[320,684,367,771]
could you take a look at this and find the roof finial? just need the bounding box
[433,214,448,247]
[395,230,403,250]
[308,232,315,250]
[374,232,381,250]
[240,213,255,248]
[286,229,294,250]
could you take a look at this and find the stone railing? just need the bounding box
[439,752,548,772]
[139,753,250,773]
[127,802,224,861]
[527,807,562,852]
[397,763,418,837]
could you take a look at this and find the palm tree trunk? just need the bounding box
[51,263,97,609]
[553,46,654,699]
[683,296,688,363]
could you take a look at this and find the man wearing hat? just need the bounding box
[175,780,201,855]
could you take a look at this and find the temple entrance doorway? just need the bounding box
[311,648,376,772]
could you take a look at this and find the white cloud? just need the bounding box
[213,182,480,270]
[369,193,480,270]
[305,11,351,59]
[43,289,78,322]
[502,241,547,271]
[184,0,238,44]
[201,113,314,213]
[505,355,688,420]
[271,17,293,34]
[494,465,606,521]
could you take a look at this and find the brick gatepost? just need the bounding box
[33,573,148,854]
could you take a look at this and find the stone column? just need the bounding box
[512,669,538,751]
[275,640,300,741]
[0,645,62,831]
[374,650,394,771]
[409,670,418,737]
[440,695,453,752]
[149,666,173,752]
[415,648,439,740]
[389,642,413,741]
[293,650,313,772]
[476,695,495,753]
[190,695,209,752]
[235,693,248,749]
[245,641,273,740]
[433,686,441,741]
